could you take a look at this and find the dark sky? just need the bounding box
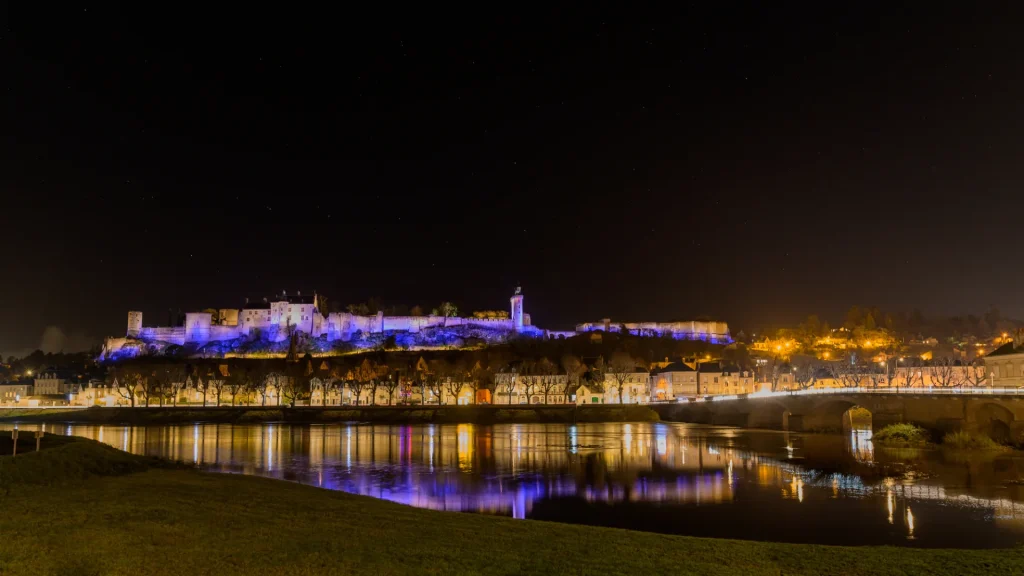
[3,6,1023,355]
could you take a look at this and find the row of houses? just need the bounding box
[36,359,761,407]
[9,353,1014,409]
[0,371,91,406]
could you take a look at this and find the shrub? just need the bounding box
[872,423,930,447]
[942,430,1006,450]
[847,407,873,428]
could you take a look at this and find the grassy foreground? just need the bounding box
[0,436,1021,575]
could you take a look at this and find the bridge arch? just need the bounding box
[822,399,873,430]
[973,402,1014,443]
[748,400,792,430]
[793,399,874,433]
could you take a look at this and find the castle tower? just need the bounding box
[510,286,524,331]
[127,311,143,337]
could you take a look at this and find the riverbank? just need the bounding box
[0,404,661,425]
[0,434,1020,575]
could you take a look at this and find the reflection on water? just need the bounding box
[6,421,1024,548]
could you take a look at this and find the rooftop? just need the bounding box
[986,342,1023,357]
[656,361,695,373]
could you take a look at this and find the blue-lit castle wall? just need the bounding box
[101,290,730,360]
[103,291,536,359]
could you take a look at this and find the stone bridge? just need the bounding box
[651,392,1024,443]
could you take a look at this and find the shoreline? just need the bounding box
[0,404,661,425]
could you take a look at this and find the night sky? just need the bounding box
[4,6,1024,356]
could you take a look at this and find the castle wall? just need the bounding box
[138,327,186,345]
[279,303,317,334]
[313,313,325,337]
[240,308,272,334]
[575,320,731,343]
[321,313,517,341]
[382,316,434,332]
[218,309,239,326]
[270,301,288,326]
[326,312,375,341]
[210,325,242,342]
[184,312,213,344]
[462,318,515,330]
[119,290,702,353]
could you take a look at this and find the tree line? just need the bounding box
[103,347,653,408]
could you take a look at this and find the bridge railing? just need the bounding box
[701,386,1024,402]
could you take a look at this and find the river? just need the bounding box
[6,421,1024,548]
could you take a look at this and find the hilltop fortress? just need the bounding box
[102,288,730,360]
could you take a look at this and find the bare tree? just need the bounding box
[205,365,225,406]
[769,363,783,392]
[928,357,959,388]
[246,361,274,406]
[282,356,314,407]
[443,377,464,405]
[191,370,208,407]
[354,358,379,406]
[561,354,584,386]
[136,370,158,407]
[528,358,558,404]
[423,361,445,405]
[155,363,190,407]
[468,362,492,404]
[222,367,248,406]
[864,362,887,389]
[608,351,637,404]
[315,360,344,406]
[498,370,518,405]
[828,356,862,388]
[897,360,923,389]
[793,366,818,390]
[961,357,988,388]
[320,373,340,406]
[381,373,402,405]
[110,367,142,407]
[536,375,559,404]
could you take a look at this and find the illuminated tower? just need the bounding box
[127,311,143,337]
[510,286,524,331]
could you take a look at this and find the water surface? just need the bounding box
[7,421,1024,548]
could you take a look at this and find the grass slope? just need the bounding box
[0,436,1020,575]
